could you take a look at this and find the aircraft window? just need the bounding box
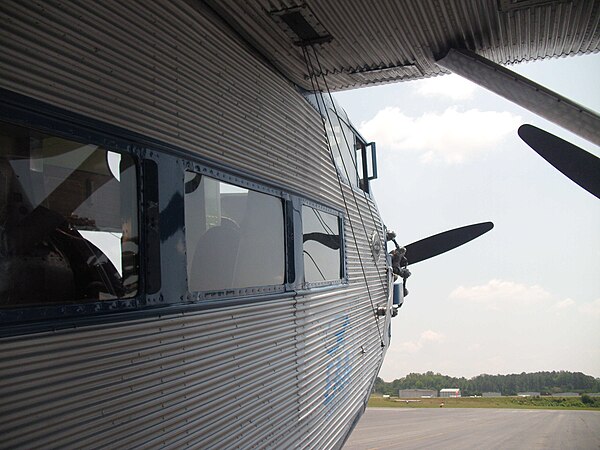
[326,109,359,188]
[324,107,377,194]
[184,171,285,293]
[0,122,139,307]
[302,205,342,283]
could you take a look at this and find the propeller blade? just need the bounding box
[404,222,494,265]
[518,124,600,199]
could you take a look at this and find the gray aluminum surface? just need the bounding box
[0,1,390,448]
[2,1,594,448]
[205,0,600,90]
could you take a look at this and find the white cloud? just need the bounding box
[359,106,520,164]
[449,279,552,310]
[420,329,445,343]
[468,343,482,352]
[399,340,422,354]
[416,74,478,100]
[579,298,600,317]
[397,329,445,354]
[553,298,575,310]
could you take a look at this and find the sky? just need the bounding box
[333,53,600,381]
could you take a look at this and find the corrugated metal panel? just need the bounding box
[205,0,600,90]
[1,299,298,448]
[0,1,391,448]
[1,0,596,447]
[0,280,388,448]
[0,0,341,207]
[0,214,387,448]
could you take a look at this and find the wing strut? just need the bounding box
[436,48,600,146]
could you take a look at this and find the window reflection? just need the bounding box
[0,122,138,306]
[302,205,342,283]
[325,109,359,188]
[184,172,285,292]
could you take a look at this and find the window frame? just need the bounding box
[0,114,146,325]
[183,161,292,302]
[326,107,360,188]
[0,89,350,335]
[300,199,347,289]
[356,140,378,194]
[304,92,378,195]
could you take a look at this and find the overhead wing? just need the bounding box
[204,1,599,91]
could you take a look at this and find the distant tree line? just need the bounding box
[373,371,600,396]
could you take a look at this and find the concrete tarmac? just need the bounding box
[344,407,600,449]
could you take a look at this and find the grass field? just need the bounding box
[368,395,600,411]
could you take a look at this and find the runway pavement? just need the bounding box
[343,407,600,449]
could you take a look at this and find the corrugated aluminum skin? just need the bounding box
[3,1,593,447]
[206,0,600,90]
[0,0,390,448]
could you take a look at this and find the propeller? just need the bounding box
[398,221,494,266]
[303,221,495,260]
[518,124,600,199]
[387,221,493,312]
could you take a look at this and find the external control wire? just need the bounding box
[302,46,385,348]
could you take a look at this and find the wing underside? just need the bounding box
[204,0,600,91]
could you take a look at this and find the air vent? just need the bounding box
[270,4,332,46]
[349,63,418,75]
